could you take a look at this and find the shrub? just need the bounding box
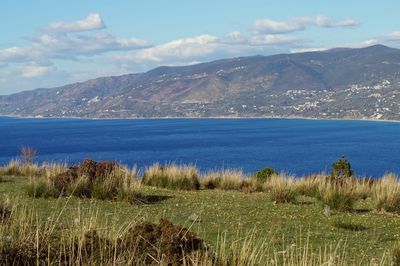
[142,163,200,190]
[330,156,353,184]
[374,174,400,213]
[317,181,356,211]
[27,159,141,202]
[254,167,277,183]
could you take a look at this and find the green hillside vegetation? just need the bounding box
[0,157,399,265]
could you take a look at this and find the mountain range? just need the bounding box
[1,44,400,120]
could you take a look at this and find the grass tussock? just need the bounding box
[27,159,141,203]
[0,159,68,178]
[0,159,41,177]
[373,174,400,213]
[201,169,262,192]
[263,174,298,204]
[316,180,356,211]
[294,175,322,197]
[142,163,200,190]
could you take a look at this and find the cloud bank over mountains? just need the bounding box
[1,12,392,94]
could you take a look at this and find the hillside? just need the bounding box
[1,44,400,119]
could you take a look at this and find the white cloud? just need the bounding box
[21,65,54,78]
[45,13,105,33]
[249,34,301,46]
[134,35,219,62]
[254,19,305,34]
[0,16,150,65]
[360,30,400,46]
[290,47,328,53]
[387,31,400,41]
[254,16,358,34]
[362,39,379,46]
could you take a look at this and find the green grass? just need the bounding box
[0,174,399,264]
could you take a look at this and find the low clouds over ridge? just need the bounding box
[0,13,360,93]
[254,16,358,34]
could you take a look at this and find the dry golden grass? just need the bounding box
[373,174,400,213]
[202,169,247,190]
[142,163,200,190]
[0,159,41,177]
[0,160,68,179]
[262,174,298,203]
[315,179,357,211]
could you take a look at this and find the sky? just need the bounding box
[1,0,400,94]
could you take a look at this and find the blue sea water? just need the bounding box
[0,116,399,177]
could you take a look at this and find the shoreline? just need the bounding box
[1,114,400,124]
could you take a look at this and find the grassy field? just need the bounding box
[0,170,399,265]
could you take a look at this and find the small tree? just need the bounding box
[254,167,277,183]
[330,156,353,183]
[20,146,37,164]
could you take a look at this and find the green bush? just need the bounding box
[330,156,353,184]
[254,167,276,183]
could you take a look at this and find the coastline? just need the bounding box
[1,113,400,124]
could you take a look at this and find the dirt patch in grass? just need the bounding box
[121,219,206,264]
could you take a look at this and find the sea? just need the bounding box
[1,116,399,177]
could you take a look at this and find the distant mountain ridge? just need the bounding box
[1,44,400,120]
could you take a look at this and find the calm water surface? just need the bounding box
[0,117,399,177]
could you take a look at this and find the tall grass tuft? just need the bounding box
[201,169,263,192]
[264,174,298,204]
[373,174,400,213]
[0,160,68,178]
[294,175,323,197]
[0,160,41,177]
[142,163,200,190]
[316,180,356,211]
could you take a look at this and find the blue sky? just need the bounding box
[1,0,400,94]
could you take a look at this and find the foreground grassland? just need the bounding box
[0,169,399,265]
